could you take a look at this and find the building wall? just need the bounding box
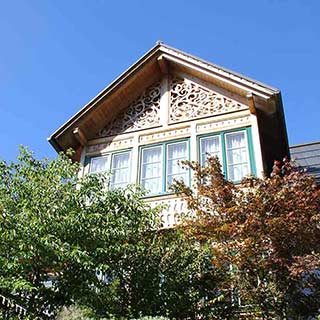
[78,72,265,226]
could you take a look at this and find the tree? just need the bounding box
[0,147,223,319]
[56,305,97,320]
[172,156,320,318]
[122,228,224,319]
[0,147,160,318]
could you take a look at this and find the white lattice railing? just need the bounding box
[149,197,189,228]
[0,294,27,317]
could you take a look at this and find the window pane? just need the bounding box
[228,164,249,182]
[200,136,222,166]
[226,131,249,181]
[167,142,188,189]
[90,156,109,173]
[143,178,162,194]
[141,146,162,194]
[110,152,131,189]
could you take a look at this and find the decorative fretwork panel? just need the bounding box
[149,197,191,228]
[97,82,161,137]
[169,78,247,123]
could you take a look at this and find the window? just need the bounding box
[166,142,189,189]
[140,140,189,195]
[89,150,131,189]
[200,135,222,166]
[141,146,162,195]
[199,128,254,182]
[90,155,109,173]
[110,152,131,189]
[225,131,249,181]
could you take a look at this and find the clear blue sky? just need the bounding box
[1,0,319,161]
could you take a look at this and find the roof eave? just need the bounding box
[49,42,163,142]
[159,43,280,96]
[47,136,63,153]
[49,42,283,153]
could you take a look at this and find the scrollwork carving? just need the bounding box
[169,78,246,123]
[98,82,161,137]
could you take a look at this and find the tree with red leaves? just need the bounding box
[172,156,320,318]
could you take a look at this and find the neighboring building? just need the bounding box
[290,141,320,184]
[48,42,289,226]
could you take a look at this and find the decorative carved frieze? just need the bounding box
[86,137,134,154]
[139,126,191,144]
[196,115,251,134]
[169,78,247,123]
[97,82,161,137]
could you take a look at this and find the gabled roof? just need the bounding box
[48,42,285,158]
[290,141,320,183]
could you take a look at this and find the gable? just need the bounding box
[93,74,248,140]
[49,42,286,159]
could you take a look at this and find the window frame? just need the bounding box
[139,138,190,197]
[86,148,132,189]
[198,127,256,183]
[140,144,164,196]
[199,134,223,168]
[89,154,110,174]
[225,130,250,182]
[109,150,132,190]
[165,140,190,192]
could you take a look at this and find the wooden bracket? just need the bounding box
[73,127,87,146]
[246,93,256,114]
[157,55,169,74]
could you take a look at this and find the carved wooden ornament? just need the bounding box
[169,78,247,123]
[98,82,161,137]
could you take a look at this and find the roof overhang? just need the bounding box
[48,42,284,158]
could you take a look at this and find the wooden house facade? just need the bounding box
[49,42,289,227]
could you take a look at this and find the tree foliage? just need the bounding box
[56,305,97,320]
[0,147,220,319]
[172,156,320,318]
[0,147,162,318]
[2,147,318,319]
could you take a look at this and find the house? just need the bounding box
[290,141,320,184]
[48,42,289,227]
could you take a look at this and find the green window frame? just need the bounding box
[86,149,132,190]
[139,139,190,196]
[198,127,256,182]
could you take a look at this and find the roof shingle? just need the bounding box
[290,141,320,183]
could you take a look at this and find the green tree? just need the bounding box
[56,305,97,320]
[172,156,320,319]
[0,147,159,318]
[0,148,223,319]
[121,228,224,319]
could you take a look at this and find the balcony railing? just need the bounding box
[0,294,27,318]
[149,197,189,228]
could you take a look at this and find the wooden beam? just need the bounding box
[246,93,256,114]
[73,127,87,146]
[157,55,169,74]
